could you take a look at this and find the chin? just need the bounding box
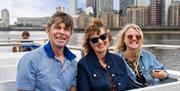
[129,47,139,50]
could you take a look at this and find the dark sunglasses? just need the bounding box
[127,34,141,40]
[89,33,108,44]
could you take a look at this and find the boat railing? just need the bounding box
[1,38,180,49]
[0,38,48,46]
[129,70,180,91]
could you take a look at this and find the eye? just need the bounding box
[64,28,71,31]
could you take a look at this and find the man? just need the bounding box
[18,31,40,52]
[16,11,77,91]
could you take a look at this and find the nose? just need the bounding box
[132,36,136,40]
[97,38,103,43]
[57,28,65,34]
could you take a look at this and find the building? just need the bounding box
[86,0,96,8]
[119,0,134,26]
[0,9,10,27]
[126,6,149,27]
[136,0,150,6]
[164,0,172,26]
[150,0,165,26]
[98,11,119,28]
[120,0,134,11]
[86,0,113,16]
[67,0,77,16]
[168,1,180,26]
[56,6,65,12]
[96,0,113,12]
[17,17,49,27]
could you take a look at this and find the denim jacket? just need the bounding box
[117,49,167,86]
[77,50,130,91]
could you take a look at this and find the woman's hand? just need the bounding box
[151,70,168,79]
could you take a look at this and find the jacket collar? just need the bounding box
[44,41,76,61]
[87,49,111,68]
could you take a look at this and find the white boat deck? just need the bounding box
[0,42,180,91]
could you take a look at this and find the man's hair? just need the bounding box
[46,11,74,30]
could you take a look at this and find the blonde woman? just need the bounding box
[114,23,168,87]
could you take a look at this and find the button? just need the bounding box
[93,74,96,77]
[142,66,144,68]
[112,74,115,77]
[107,65,110,68]
[118,83,121,86]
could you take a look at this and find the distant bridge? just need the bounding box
[0,26,179,31]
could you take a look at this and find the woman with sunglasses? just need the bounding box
[114,23,168,87]
[77,20,130,91]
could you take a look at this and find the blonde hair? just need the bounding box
[82,19,112,55]
[113,23,144,53]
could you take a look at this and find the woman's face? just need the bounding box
[124,28,142,50]
[89,28,110,54]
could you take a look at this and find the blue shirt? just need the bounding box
[16,41,77,91]
[117,49,167,86]
[77,50,130,91]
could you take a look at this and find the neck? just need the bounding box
[98,57,107,69]
[95,51,106,61]
[51,44,65,64]
[124,50,138,61]
[96,51,107,68]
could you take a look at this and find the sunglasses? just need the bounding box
[126,34,141,40]
[89,33,108,44]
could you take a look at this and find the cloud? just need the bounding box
[1,0,60,24]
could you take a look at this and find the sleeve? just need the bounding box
[16,55,37,90]
[149,52,165,71]
[71,61,77,87]
[77,63,91,91]
[149,52,169,79]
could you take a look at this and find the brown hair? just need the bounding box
[82,19,112,55]
[46,11,74,32]
[22,31,30,37]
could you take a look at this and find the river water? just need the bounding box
[0,30,180,71]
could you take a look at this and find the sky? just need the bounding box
[0,0,119,24]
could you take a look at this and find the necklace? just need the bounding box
[124,54,140,75]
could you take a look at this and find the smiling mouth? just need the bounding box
[130,41,139,44]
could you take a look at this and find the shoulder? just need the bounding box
[78,55,90,66]
[108,52,123,61]
[108,52,125,67]
[141,49,155,57]
[19,46,45,64]
[25,46,44,57]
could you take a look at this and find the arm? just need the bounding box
[17,90,33,91]
[77,63,91,91]
[148,52,168,79]
[70,85,76,91]
[16,55,36,90]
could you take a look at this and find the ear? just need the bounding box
[46,26,49,33]
[46,27,50,37]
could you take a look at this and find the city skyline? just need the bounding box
[0,0,120,24]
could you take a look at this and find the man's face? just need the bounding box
[47,23,71,49]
